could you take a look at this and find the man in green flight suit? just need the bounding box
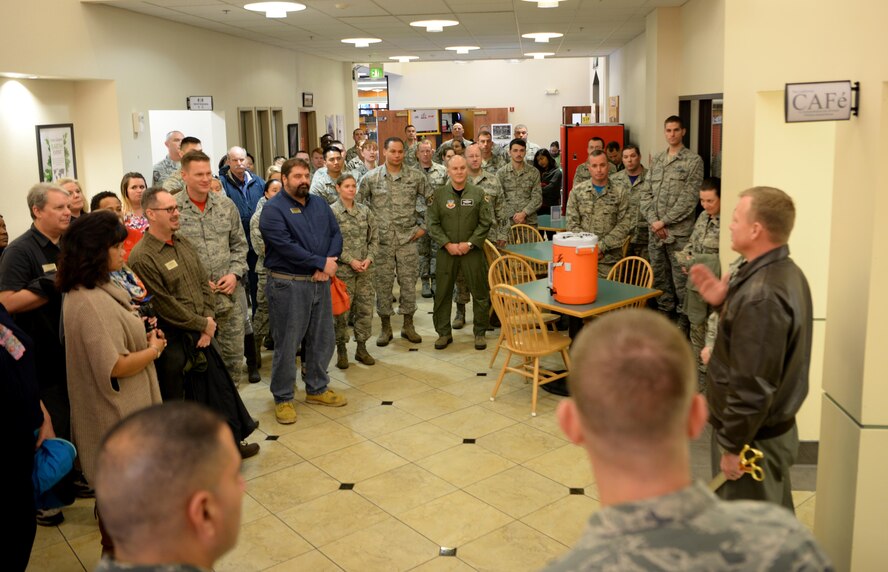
[426,155,492,351]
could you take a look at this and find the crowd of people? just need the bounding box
[0,116,829,570]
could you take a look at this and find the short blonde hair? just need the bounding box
[739,186,795,243]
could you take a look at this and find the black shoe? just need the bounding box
[239,441,260,459]
[36,508,64,527]
[248,366,261,383]
[72,475,95,499]
[264,337,275,350]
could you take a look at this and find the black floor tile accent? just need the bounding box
[569,488,585,495]
[381,400,394,406]
[339,483,355,490]
[476,372,487,376]
[463,438,476,444]
[439,547,457,557]
[265,435,279,441]
[409,348,419,352]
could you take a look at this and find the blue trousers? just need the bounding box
[267,276,334,402]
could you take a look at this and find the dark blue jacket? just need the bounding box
[259,191,342,276]
[219,165,265,246]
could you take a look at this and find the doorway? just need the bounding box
[299,110,317,151]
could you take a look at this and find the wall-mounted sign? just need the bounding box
[410,109,439,135]
[785,81,858,123]
[186,96,213,111]
[369,64,384,79]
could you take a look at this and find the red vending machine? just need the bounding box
[560,124,625,210]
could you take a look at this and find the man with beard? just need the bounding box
[259,158,347,425]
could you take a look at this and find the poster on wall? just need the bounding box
[36,123,76,182]
[324,115,335,138]
[491,123,512,150]
[607,96,620,123]
[410,109,439,135]
[335,114,345,141]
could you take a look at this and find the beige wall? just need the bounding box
[606,33,646,151]
[723,0,888,568]
[679,0,725,96]
[386,58,592,148]
[0,1,352,236]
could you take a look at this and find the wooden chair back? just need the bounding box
[508,224,544,245]
[483,239,501,267]
[488,255,538,289]
[490,284,552,355]
[606,256,654,309]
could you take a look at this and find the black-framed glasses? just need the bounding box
[149,206,179,214]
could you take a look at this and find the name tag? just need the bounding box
[290,207,302,214]
[41,263,57,273]
[165,259,179,270]
[461,199,474,206]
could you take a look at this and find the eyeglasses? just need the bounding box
[149,206,180,214]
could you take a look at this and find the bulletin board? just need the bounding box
[410,109,440,135]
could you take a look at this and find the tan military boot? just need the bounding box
[336,343,349,369]
[355,342,376,365]
[377,316,393,346]
[452,304,466,329]
[400,314,422,343]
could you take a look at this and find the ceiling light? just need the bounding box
[244,2,306,18]
[389,56,419,63]
[523,0,566,7]
[454,60,470,65]
[371,88,385,93]
[522,32,563,43]
[525,52,555,59]
[445,46,480,55]
[341,38,382,48]
[410,19,459,33]
[1,72,39,79]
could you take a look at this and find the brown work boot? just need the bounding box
[452,304,466,329]
[336,343,349,369]
[355,342,376,365]
[377,316,393,347]
[401,314,422,343]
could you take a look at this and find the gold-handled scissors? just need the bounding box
[708,444,765,491]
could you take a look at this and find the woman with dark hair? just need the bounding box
[57,210,165,557]
[534,148,563,215]
[120,172,149,234]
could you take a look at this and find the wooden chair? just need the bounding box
[606,256,654,309]
[483,239,501,267]
[487,255,560,367]
[508,223,544,245]
[621,235,632,258]
[489,284,572,416]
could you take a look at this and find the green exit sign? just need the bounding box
[369,64,384,79]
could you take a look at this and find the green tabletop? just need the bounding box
[502,241,553,265]
[537,214,566,231]
[512,278,661,319]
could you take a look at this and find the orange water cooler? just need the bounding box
[549,232,599,304]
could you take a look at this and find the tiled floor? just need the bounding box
[26,296,818,571]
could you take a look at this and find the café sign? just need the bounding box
[785,81,858,123]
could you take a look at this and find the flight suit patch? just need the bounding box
[446,199,456,209]
[461,199,474,206]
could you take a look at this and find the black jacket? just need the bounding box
[707,245,813,454]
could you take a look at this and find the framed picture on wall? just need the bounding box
[410,109,440,136]
[302,92,313,107]
[287,123,299,158]
[36,123,77,182]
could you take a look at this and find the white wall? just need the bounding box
[679,0,725,96]
[386,58,592,148]
[0,1,352,236]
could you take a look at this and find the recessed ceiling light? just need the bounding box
[445,46,480,55]
[243,2,306,18]
[1,72,39,79]
[507,59,522,64]
[525,52,555,59]
[453,60,470,65]
[522,32,563,43]
[389,56,419,63]
[410,19,459,33]
[522,0,566,7]
[341,38,382,48]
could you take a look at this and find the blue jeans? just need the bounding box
[267,276,334,402]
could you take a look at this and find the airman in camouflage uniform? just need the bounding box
[309,147,344,205]
[544,310,831,572]
[331,176,378,368]
[476,129,506,176]
[433,122,472,164]
[161,137,203,195]
[513,124,541,165]
[497,139,542,229]
[175,155,249,385]
[415,140,447,298]
[565,151,632,278]
[357,138,432,346]
[572,137,617,189]
[344,128,365,164]
[249,184,280,350]
[453,144,509,317]
[403,125,420,169]
[677,180,721,376]
[641,116,704,320]
[609,144,650,260]
[151,130,183,186]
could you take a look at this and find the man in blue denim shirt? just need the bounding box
[259,158,347,425]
